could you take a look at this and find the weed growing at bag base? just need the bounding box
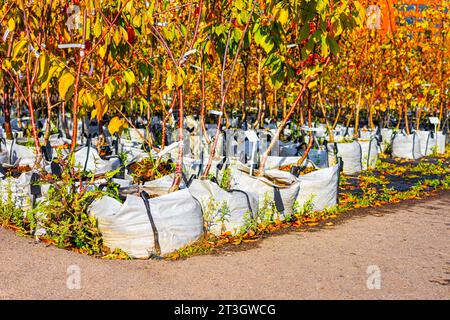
[0,189,35,236]
[0,163,116,256]
[167,151,450,261]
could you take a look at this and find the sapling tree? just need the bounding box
[256,0,364,175]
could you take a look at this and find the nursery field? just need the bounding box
[0,0,449,274]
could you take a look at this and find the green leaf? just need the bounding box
[299,23,310,42]
[327,36,339,56]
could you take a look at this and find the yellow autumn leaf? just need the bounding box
[12,40,27,60]
[58,72,75,100]
[38,53,50,82]
[108,116,126,135]
[113,28,121,46]
[166,69,175,90]
[8,18,15,31]
[124,70,135,86]
[94,98,108,121]
[94,18,102,38]
[175,67,185,87]
[278,8,289,25]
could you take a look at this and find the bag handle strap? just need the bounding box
[229,189,255,219]
[273,186,285,214]
[140,191,162,256]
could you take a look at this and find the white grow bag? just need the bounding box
[188,179,258,236]
[328,141,362,174]
[436,131,447,154]
[359,138,378,170]
[73,146,121,175]
[280,142,300,157]
[89,188,203,258]
[359,129,377,141]
[392,133,422,160]
[229,164,300,219]
[0,172,33,211]
[307,148,329,168]
[183,156,226,180]
[295,164,340,212]
[416,131,436,156]
[0,139,8,164]
[416,130,447,155]
[5,139,36,166]
[128,128,147,144]
[380,128,393,153]
[117,139,154,165]
[0,150,7,165]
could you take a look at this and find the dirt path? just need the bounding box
[1,192,449,300]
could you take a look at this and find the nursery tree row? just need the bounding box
[0,0,448,190]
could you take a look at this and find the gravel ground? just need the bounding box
[0,191,449,300]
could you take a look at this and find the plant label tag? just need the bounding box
[209,110,223,116]
[245,130,259,143]
[29,45,40,58]
[300,126,320,132]
[2,28,10,42]
[190,64,201,71]
[154,21,168,27]
[58,43,84,49]
[158,141,181,157]
[429,117,439,125]
[183,49,197,59]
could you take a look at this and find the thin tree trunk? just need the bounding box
[296,95,314,166]
[169,86,184,193]
[160,92,177,149]
[2,81,12,140]
[69,56,84,153]
[69,9,87,154]
[318,91,334,143]
[254,52,263,129]
[404,103,410,135]
[353,83,364,139]
[257,65,323,175]
[200,56,211,143]
[416,106,421,131]
[44,87,52,144]
[332,107,342,130]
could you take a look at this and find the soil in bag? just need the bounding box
[129,158,175,183]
